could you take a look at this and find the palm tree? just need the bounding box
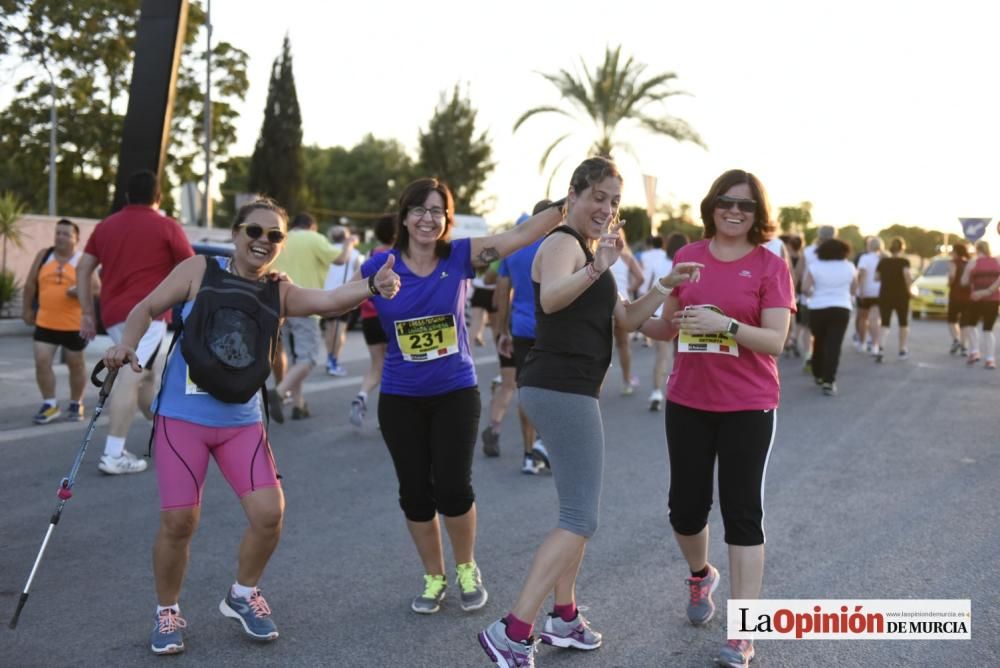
[0,191,26,275]
[514,45,705,192]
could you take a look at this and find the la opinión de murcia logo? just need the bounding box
[727,600,971,640]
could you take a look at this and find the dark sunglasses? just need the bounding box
[239,223,286,244]
[714,196,757,214]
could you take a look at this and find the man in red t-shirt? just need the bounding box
[77,170,194,475]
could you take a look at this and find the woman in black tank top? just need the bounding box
[479,157,702,665]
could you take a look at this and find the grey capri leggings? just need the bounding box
[519,386,604,538]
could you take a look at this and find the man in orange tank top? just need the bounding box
[22,219,94,423]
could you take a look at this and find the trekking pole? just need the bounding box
[9,361,119,629]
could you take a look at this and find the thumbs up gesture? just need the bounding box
[373,253,401,299]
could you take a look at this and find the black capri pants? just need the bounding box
[960,300,999,331]
[378,387,480,522]
[665,401,776,546]
[879,294,910,328]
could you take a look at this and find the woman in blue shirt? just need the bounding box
[361,178,566,615]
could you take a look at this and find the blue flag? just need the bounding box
[959,218,990,242]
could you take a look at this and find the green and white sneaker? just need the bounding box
[456,561,488,611]
[411,573,446,614]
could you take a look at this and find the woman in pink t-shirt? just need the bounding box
[960,239,1000,368]
[641,169,794,668]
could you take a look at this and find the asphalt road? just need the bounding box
[0,319,996,667]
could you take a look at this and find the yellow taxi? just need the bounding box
[910,257,951,319]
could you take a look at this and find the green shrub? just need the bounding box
[0,270,19,311]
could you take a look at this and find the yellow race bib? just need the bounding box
[678,304,740,357]
[394,314,459,362]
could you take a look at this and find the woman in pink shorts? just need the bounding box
[102,198,400,655]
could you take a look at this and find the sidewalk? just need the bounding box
[0,327,501,442]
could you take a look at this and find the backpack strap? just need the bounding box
[32,246,56,310]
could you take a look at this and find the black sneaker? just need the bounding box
[949,339,962,355]
[822,382,838,396]
[481,426,500,457]
[291,402,310,420]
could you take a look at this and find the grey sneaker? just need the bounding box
[266,388,285,424]
[456,561,488,611]
[349,395,366,427]
[482,426,500,457]
[821,382,838,396]
[150,608,186,655]
[98,449,148,475]
[540,611,602,650]
[686,563,720,625]
[411,574,446,614]
[478,618,538,667]
[718,639,755,667]
[219,588,279,641]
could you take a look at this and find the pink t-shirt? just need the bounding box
[667,240,795,412]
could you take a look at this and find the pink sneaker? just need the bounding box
[686,564,720,625]
[718,639,755,667]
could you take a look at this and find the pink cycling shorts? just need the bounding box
[154,415,280,510]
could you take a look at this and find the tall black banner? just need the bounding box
[111,0,189,213]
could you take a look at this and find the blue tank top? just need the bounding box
[361,238,477,396]
[153,261,264,426]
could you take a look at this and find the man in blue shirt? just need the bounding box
[485,203,551,474]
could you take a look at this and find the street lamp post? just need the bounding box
[46,68,57,216]
[202,0,213,227]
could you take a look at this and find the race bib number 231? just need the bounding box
[394,314,459,362]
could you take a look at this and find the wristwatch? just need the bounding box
[726,319,740,335]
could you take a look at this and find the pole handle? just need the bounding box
[90,361,119,399]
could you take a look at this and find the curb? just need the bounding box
[0,319,32,337]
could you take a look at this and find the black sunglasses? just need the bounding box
[239,223,286,244]
[714,196,757,214]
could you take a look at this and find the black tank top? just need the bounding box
[518,226,617,398]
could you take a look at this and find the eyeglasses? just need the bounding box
[409,206,446,221]
[238,223,286,244]
[714,196,757,214]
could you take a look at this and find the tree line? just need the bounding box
[223,35,495,228]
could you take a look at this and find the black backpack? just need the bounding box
[179,256,281,403]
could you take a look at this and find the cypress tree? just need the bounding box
[417,84,495,215]
[248,35,303,214]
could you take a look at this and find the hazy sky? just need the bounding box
[6,1,998,241]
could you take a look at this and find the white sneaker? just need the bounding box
[648,389,664,412]
[98,450,149,475]
[531,440,550,468]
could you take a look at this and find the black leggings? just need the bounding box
[378,387,480,522]
[665,401,776,546]
[809,307,851,384]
